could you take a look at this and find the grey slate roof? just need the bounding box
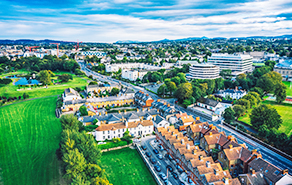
[197,98,219,107]
[155,115,165,124]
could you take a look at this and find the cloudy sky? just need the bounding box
[0,0,292,42]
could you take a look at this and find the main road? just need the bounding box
[78,61,292,174]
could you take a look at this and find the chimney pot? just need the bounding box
[186,144,190,150]
[199,155,203,161]
[209,132,212,136]
[229,145,233,149]
[252,170,256,176]
[283,169,289,175]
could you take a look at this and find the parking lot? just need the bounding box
[141,138,196,185]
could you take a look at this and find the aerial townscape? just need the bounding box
[1,1,292,185]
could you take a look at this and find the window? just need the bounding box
[118,129,120,132]
[103,136,105,139]
[103,131,105,134]
[108,135,110,139]
[135,128,136,130]
[118,134,120,137]
[221,153,223,158]
[108,131,110,134]
[149,130,150,133]
[114,131,115,134]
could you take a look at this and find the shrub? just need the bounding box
[97,141,128,150]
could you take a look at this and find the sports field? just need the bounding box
[0,96,61,185]
[0,72,90,99]
[100,147,156,185]
[283,81,292,97]
[238,100,292,136]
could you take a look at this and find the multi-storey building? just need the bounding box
[121,69,148,81]
[208,54,253,75]
[187,63,220,80]
[273,60,292,78]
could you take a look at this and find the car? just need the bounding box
[153,149,159,154]
[141,145,147,150]
[159,173,167,181]
[165,154,173,160]
[158,145,164,151]
[154,165,161,172]
[150,158,157,164]
[172,172,178,179]
[163,179,172,185]
[178,181,185,185]
[157,154,163,160]
[166,165,173,172]
[145,152,151,157]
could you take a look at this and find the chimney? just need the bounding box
[186,144,190,150]
[116,94,119,97]
[199,155,203,161]
[181,139,185,145]
[148,107,150,111]
[125,121,128,128]
[118,110,121,114]
[124,110,126,113]
[99,112,101,116]
[282,169,289,175]
[176,135,179,139]
[192,150,197,154]
[252,170,256,176]
[164,102,167,105]
[223,178,229,185]
[206,161,211,168]
[235,86,238,91]
[196,117,200,121]
[209,132,213,136]
[229,145,233,149]
[105,112,107,115]
[214,169,218,175]
[137,108,139,112]
[209,124,213,128]
[167,104,170,107]
[142,108,145,112]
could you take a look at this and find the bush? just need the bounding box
[112,138,121,143]
[84,125,99,132]
[74,87,81,92]
[97,141,128,150]
[0,78,12,85]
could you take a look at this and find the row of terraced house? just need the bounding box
[156,119,292,185]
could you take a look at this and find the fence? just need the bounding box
[135,143,163,185]
[223,122,292,161]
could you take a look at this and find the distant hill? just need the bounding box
[0,39,75,45]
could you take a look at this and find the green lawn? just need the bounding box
[0,96,62,185]
[252,63,265,66]
[0,69,30,78]
[0,72,90,99]
[238,100,292,136]
[282,81,292,97]
[100,147,156,185]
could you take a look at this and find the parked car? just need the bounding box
[172,172,178,179]
[157,154,163,160]
[141,145,147,150]
[159,173,167,181]
[158,145,164,151]
[154,165,161,172]
[163,179,172,185]
[177,165,184,173]
[153,149,159,154]
[165,154,173,160]
[166,165,173,172]
[145,152,151,157]
[150,158,157,164]
[179,181,185,185]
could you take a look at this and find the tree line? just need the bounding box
[57,114,111,185]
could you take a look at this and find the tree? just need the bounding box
[274,83,287,104]
[223,107,235,124]
[166,81,177,95]
[256,71,282,93]
[60,114,83,131]
[175,83,193,102]
[236,99,251,109]
[39,70,51,85]
[219,69,232,79]
[171,76,181,86]
[215,78,224,91]
[192,86,202,101]
[250,104,282,130]
[183,99,192,108]
[251,87,264,98]
[265,60,276,70]
[200,83,208,96]
[63,148,87,180]
[242,94,257,107]
[233,105,246,118]
[58,74,73,83]
[23,93,29,99]
[89,81,98,85]
[111,87,120,96]
[79,105,88,116]
[157,84,167,96]
[177,73,187,83]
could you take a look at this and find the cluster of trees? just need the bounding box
[0,78,12,85]
[0,55,82,75]
[58,114,111,185]
[0,93,29,106]
[58,74,73,83]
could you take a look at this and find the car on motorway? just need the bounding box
[159,173,167,181]
[141,145,147,150]
[153,149,159,154]
[157,154,163,160]
[166,165,173,172]
[150,158,157,164]
[145,152,151,157]
[171,172,178,179]
[154,165,161,172]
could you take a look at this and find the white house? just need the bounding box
[62,88,82,101]
[197,98,223,112]
[121,69,148,81]
[154,115,170,128]
[95,120,154,141]
[217,89,247,99]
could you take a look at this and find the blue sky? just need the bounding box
[0,0,292,42]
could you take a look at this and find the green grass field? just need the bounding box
[0,69,30,78]
[283,81,292,97]
[238,100,292,136]
[0,96,62,185]
[100,147,156,185]
[0,72,90,99]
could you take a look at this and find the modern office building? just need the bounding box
[188,63,220,79]
[207,54,253,75]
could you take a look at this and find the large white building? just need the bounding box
[81,51,106,57]
[95,120,153,141]
[105,62,174,72]
[274,60,292,78]
[208,54,253,74]
[187,63,220,79]
[121,69,148,81]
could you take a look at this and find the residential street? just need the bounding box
[79,61,292,175]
